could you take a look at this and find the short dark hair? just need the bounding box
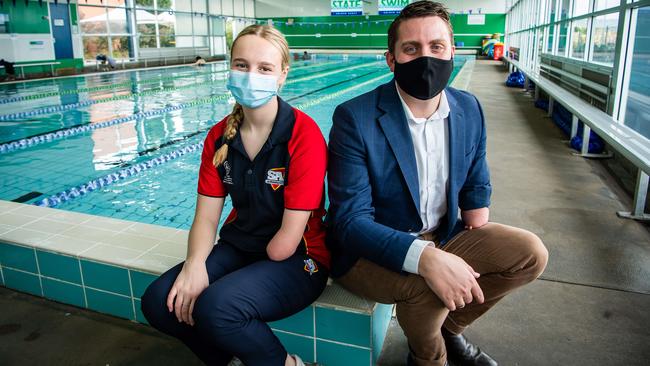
[387,1,454,54]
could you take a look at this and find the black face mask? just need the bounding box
[393,56,454,100]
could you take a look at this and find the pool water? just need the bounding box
[0,54,469,230]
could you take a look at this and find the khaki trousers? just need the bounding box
[336,223,548,366]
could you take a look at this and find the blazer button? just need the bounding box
[247,169,252,175]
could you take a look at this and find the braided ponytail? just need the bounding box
[213,102,244,167]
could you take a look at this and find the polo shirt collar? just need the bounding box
[229,96,295,158]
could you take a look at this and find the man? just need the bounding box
[326,2,548,366]
[96,53,116,71]
[0,59,16,81]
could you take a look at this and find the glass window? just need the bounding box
[591,12,618,64]
[194,36,208,48]
[157,11,176,36]
[175,13,193,35]
[193,0,207,13]
[175,36,194,47]
[595,0,620,11]
[548,25,555,52]
[175,1,192,12]
[139,35,157,48]
[549,0,557,23]
[157,0,175,10]
[136,9,156,34]
[107,7,129,34]
[83,36,109,59]
[573,0,590,17]
[570,19,588,59]
[557,22,569,55]
[159,35,176,47]
[193,15,209,35]
[135,0,154,9]
[560,0,571,20]
[111,36,131,59]
[79,6,108,34]
[623,7,650,139]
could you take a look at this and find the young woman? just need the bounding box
[141,25,329,366]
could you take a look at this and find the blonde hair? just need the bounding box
[213,24,291,167]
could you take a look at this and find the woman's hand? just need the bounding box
[166,260,209,326]
[461,207,489,230]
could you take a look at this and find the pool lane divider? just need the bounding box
[31,71,392,208]
[33,141,206,208]
[0,93,231,154]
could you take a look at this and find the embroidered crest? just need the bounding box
[264,167,285,190]
[304,258,318,275]
[222,160,233,185]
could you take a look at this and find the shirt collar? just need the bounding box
[395,81,450,125]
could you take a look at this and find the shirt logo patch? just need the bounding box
[222,160,233,185]
[265,167,285,190]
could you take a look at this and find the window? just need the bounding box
[595,0,620,11]
[557,22,569,55]
[622,7,650,139]
[591,12,618,64]
[560,0,571,20]
[570,19,588,59]
[79,6,108,34]
[83,36,109,59]
[107,7,129,34]
[548,25,556,52]
[573,0,590,17]
[111,36,131,59]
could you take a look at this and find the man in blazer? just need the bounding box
[326,2,549,366]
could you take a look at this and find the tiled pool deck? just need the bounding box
[0,200,392,365]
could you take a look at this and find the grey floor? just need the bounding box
[1,60,649,365]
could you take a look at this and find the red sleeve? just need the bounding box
[285,109,327,210]
[197,119,228,198]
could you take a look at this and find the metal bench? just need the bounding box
[504,56,650,221]
[1,61,61,78]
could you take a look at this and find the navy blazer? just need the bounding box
[326,80,492,277]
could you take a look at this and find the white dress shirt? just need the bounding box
[396,83,450,274]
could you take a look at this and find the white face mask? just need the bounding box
[226,70,279,108]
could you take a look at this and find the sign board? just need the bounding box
[331,0,363,16]
[379,0,410,15]
[54,19,64,27]
[467,14,486,25]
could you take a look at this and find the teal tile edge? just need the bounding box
[372,303,394,365]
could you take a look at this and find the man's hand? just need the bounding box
[418,246,484,311]
[461,207,489,230]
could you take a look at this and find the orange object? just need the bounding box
[493,43,504,60]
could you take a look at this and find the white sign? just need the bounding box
[54,19,64,26]
[379,0,410,15]
[331,0,363,16]
[467,14,485,25]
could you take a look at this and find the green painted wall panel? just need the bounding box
[266,14,505,49]
[0,0,50,34]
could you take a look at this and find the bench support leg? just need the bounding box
[617,170,650,221]
[547,97,554,117]
[570,115,579,139]
[534,85,540,101]
[572,124,614,158]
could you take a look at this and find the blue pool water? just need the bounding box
[0,54,469,230]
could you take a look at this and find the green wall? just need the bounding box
[267,14,506,50]
[0,0,50,34]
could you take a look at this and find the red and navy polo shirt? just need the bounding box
[197,97,330,269]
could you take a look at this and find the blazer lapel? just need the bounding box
[445,89,464,228]
[377,80,420,213]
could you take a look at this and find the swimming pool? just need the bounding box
[0,54,470,230]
